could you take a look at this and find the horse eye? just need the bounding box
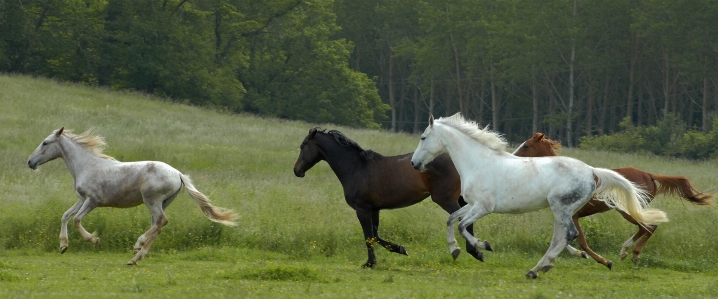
[523,145,528,149]
[421,137,426,141]
[42,141,48,146]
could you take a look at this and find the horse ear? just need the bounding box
[56,127,65,137]
[309,128,318,139]
[534,132,544,141]
[429,115,434,127]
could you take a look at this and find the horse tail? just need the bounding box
[648,173,714,205]
[591,168,669,225]
[179,173,238,226]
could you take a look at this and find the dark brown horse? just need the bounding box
[293,128,487,268]
[513,132,713,269]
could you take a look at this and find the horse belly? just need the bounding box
[493,196,549,214]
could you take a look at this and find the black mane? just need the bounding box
[318,128,379,160]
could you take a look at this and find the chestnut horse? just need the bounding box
[293,128,483,268]
[513,132,713,269]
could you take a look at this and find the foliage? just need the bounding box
[580,115,718,160]
[0,0,386,128]
[2,75,718,296]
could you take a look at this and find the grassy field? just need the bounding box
[1,74,718,298]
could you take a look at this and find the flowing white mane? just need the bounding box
[436,113,508,152]
[63,128,116,160]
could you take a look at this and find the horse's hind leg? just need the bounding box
[72,199,100,246]
[134,188,181,253]
[371,209,407,256]
[630,225,657,263]
[527,214,578,278]
[59,200,83,253]
[128,203,168,265]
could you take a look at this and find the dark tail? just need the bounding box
[649,173,713,205]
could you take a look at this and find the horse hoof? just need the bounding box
[60,246,68,254]
[361,262,375,269]
[580,252,588,259]
[94,238,101,246]
[451,249,461,261]
[484,241,493,252]
[632,257,639,265]
[541,265,553,273]
[606,261,613,270]
[467,249,484,262]
[398,246,408,256]
[620,253,628,261]
[127,260,137,266]
[526,270,538,279]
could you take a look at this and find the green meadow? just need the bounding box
[1,75,718,298]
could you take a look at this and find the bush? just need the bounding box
[580,114,718,160]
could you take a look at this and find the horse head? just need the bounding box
[411,115,443,171]
[28,127,65,170]
[512,132,560,157]
[293,127,324,177]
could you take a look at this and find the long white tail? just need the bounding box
[591,168,668,225]
[180,173,238,226]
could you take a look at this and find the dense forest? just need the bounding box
[2,0,717,146]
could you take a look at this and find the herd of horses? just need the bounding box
[27,113,712,277]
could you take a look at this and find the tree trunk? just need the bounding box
[388,41,396,132]
[532,76,539,134]
[703,74,709,131]
[566,0,577,147]
[449,33,464,116]
[430,78,435,117]
[491,65,499,131]
[627,33,638,124]
[413,84,420,134]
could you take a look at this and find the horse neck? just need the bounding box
[539,142,558,156]
[315,134,365,182]
[438,125,503,176]
[58,135,108,180]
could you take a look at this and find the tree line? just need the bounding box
[2,0,717,146]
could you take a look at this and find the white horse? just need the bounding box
[27,127,238,265]
[410,113,668,278]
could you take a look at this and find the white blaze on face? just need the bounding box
[511,141,526,155]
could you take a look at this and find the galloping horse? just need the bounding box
[293,128,484,268]
[513,132,712,268]
[410,113,669,278]
[27,128,238,265]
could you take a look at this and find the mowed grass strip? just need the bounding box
[1,74,718,297]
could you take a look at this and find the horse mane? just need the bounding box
[536,133,562,154]
[436,113,507,151]
[322,129,379,160]
[62,128,117,160]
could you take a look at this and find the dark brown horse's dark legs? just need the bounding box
[355,208,407,268]
[356,208,377,268]
[371,209,407,255]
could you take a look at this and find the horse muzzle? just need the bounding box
[411,161,425,171]
[28,160,38,170]
[293,168,305,177]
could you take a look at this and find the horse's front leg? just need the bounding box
[572,215,612,269]
[370,209,407,256]
[447,205,471,260]
[457,205,491,262]
[355,208,378,268]
[72,199,100,246]
[59,200,83,253]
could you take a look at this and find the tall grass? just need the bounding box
[1,74,717,271]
